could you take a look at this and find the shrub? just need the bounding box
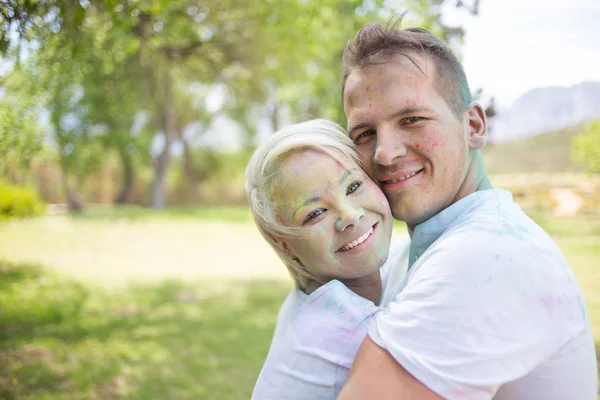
[0,180,45,220]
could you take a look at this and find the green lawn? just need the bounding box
[0,209,598,399]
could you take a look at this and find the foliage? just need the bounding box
[483,124,590,174]
[0,68,45,174]
[0,180,45,220]
[572,120,600,174]
[1,0,473,208]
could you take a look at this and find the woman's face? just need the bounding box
[271,149,393,283]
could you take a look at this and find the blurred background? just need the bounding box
[0,0,599,399]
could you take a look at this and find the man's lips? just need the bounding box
[379,168,424,185]
[336,222,378,252]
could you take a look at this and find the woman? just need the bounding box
[246,119,409,399]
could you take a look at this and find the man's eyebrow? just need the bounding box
[387,106,432,120]
[349,107,432,137]
[348,122,371,138]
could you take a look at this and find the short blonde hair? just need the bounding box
[245,119,361,290]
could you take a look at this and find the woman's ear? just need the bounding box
[267,233,291,253]
[465,102,488,150]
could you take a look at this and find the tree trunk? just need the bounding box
[114,149,134,204]
[150,71,176,209]
[60,159,83,212]
[269,101,280,133]
[181,138,200,204]
[151,145,169,209]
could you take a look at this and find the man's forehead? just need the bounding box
[344,54,433,110]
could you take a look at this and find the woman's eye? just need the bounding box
[346,180,362,195]
[354,129,375,144]
[303,209,325,224]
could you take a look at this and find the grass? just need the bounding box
[0,208,598,399]
[0,260,291,399]
[66,204,254,223]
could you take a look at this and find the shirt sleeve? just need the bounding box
[369,230,576,400]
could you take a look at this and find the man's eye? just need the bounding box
[346,180,362,195]
[404,117,424,124]
[354,129,375,144]
[303,209,325,224]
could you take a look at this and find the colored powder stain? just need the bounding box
[538,294,564,312]
[324,298,334,309]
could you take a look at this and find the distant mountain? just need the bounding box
[488,82,600,143]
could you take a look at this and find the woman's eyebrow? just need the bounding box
[292,196,322,219]
[338,168,360,184]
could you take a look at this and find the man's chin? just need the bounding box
[390,206,429,227]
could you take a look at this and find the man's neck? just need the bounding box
[407,153,492,236]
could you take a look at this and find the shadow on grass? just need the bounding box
[0,260,290,400]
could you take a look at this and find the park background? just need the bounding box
[1,0,599,399]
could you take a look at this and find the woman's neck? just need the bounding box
[340,271,383,306]
[303,271,383,306]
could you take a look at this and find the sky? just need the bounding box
[442,0,600,107]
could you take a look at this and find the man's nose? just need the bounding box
[373,127,407,166]
[335,205,365,232]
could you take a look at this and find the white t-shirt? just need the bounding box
[251,236,410,400]
[369,189,598,400]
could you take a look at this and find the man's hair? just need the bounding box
[245,119,361,290]
[342,13,471,118]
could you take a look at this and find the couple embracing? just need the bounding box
[245,16,598,400]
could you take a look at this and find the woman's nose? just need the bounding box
[335,205,365,232]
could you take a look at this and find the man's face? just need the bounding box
[343,53,472,228]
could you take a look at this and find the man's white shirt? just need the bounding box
[369,188,598,399]
[251,236,411,399]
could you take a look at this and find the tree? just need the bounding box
[2,0,476,209]
[572,120,600,173]
[0,69,44,181]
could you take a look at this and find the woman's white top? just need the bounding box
[251,236,411,400]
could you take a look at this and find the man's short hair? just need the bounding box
[342,13,472,119]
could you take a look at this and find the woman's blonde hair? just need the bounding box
[245,119,361,290]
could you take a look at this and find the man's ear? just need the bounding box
[465,102,487,150]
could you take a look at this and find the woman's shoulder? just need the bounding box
[276,281,379,344]
[253,282,379,399]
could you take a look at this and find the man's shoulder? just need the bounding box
[412,195,570,289]
[442,191,554,257]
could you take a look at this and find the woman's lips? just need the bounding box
[337,222,378,253]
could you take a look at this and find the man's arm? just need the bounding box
[338,336,444,400]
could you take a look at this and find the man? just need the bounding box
[338,16,598,400]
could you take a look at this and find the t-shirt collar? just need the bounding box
[408,188,512,268]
